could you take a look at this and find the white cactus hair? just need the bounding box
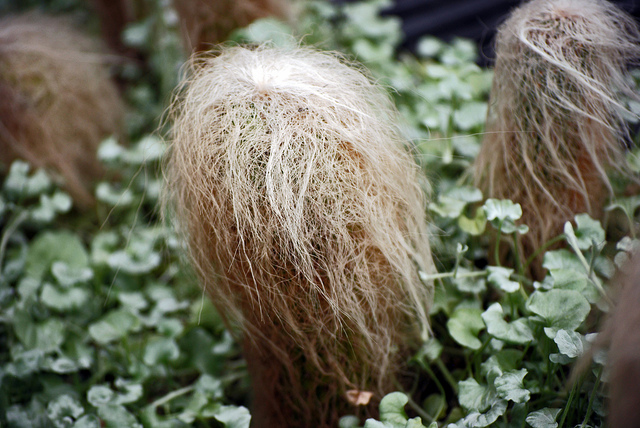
[0,13,123,208]
[164,45,433,425]
[475,0,640,271]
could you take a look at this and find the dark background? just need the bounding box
[335,0,640,65]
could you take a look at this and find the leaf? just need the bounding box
[453,102,487,131]
[423,394,446,420]
[379,392,409,425]
[458,378,495,412]
[96,182,135,207]
[13,309,65,352]
[117,292,149,311]
[213,405,252,428]
[352,39,395,63]
[443,186,483,203]
[429,196,467,218]
[97,136,126,163]
[447,308,484,349]
[143,337,180,365]
[87,386,115,407]
[416,36,443,58]
[89,309,141,345]
[450,399,507,428]
[114,379,144,405]
[483,199,528,234]
[481,303,533,344]
[231,18,295,48]
[441,38,478,66]
[47,394,84,424]
[480,350,523,382]
[97,404,142,428]
[41,283,89,311]
[30,191,72,223]
[483,199,523,222]
[571,214,605,250]
[526,290,591,339]
[49,357,80,374]
[452,268,486,294]
[525,408,561,428]
[51,262,93,287]
[458,207,487,236]
[606,195,640,228]
[3,161,53,199]
[73,415,102,428]
[364,420,391,428]
[108,250,161,275]
[25,231,89,280]
[91,232,120,265]
[553,329,584,359]
[195,374,224,400]
[416,338,444,362]
[123,135,166,164]
[340,416,361,428]
[486,267,520,293]
[542,249,583,272]
[494,370,530,403]
[614,237,640,267]
[157,318,184,337]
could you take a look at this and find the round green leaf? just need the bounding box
[447,308,484,350]
[89,309,140,345]
[458,378,495,412]
[97,404,142,428]
[483,199,522,222]
[486,267,520,293]
[526,408,561,428]
[526,290,590,339]
[25,231,89,280]
[495,369,530,403]
[213,405,251,428]
[143,337,180,365]
[47,395,84,423]
[88,386,115,407]
[379,392,409,425]
[482,303,533,344]
[553,329,584,359]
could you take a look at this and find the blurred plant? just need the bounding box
[474,0,640,277]
[0,13,124,208]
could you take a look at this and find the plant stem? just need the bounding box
[0,210,29,274]
[435,358,458,394]
[149,385,194,408]
[523,234,565,272]
[558,373,582,428]
[512,233,524,277]
[494,223,503,267]
[403,387,434,423]
[421,270,487,282]
[581,367,602,428]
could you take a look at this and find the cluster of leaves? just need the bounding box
[2,0,640,427]
[0,140,250,427]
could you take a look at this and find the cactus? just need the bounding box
[0,13,124,208]
[164,45,433,426]
[474,0,640,275]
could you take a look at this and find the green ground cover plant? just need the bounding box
[1,0,640,427]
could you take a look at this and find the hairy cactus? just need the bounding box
[164,45,433,426]
[0,13,124,208]
[474,0,640,275]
